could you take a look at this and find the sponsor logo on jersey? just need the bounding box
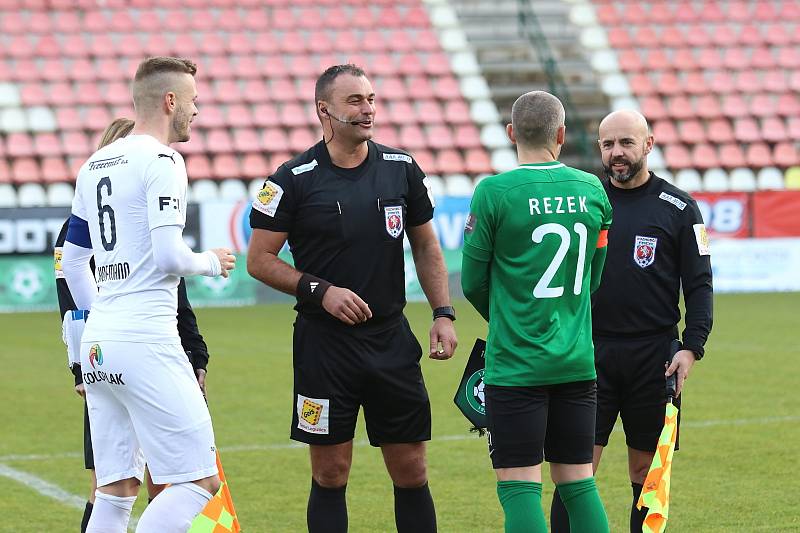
[290,159,318,175]
[88,155,128,171]
[158,153,176,164]
[693,224,711,256]
[384,205,404,238]
[158,196,181,211]
[83,370,125,386]
[296,395,329,434]
[96,262,130,283]
[464,213,476,235]
[634,236,658,268]
[465,369,486,416]
[252,181,284,217]
[383,153,412,164]
[89,344,103,369]
[659,192,687,210]
[54,246,64,279]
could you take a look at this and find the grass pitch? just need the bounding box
[1,292,798,532]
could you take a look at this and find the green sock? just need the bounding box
[556,477,609,533]
[496,480,547,533]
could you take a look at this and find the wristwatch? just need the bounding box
[433,306,456,321]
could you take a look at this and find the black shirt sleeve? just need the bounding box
[679,200,714,358]
[249,166,297,233]
[176,277,210,371]
[406,159,434,227]
[55,219,84,386]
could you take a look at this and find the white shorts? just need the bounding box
[81,340,218,487]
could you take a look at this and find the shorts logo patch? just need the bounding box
[465,369,486,416]
[54,246,64,279]
[297,395,329,434]
[384,205,404,239]
[693,223,711,256]
[634,235,658,268]
[89,344,103,369]
[252,180,284,217]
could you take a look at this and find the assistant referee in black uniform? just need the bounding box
[551,109,713,532]
[247,64,457,533]
[55,118,214,532]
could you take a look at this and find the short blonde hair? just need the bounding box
[97,118,134,149]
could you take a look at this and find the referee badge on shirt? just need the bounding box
[634,235,658,268]
[252,180,284,217]
[384,205,404,239]
[296,394,329,434]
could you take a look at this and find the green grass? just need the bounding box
[1,293,798,532]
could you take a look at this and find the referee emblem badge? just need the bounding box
[384,205,404,239]
[252,180,284,217]
[296,395,329,434]
[634,235,658,268]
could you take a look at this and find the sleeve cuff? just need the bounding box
[71,364,83,386]
[682,340,705,360]
[186,350,209,371]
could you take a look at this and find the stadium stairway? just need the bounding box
[447,0,610,171]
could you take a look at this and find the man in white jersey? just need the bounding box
[61,57,235,533]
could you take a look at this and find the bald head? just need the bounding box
[511,91,565,149]
[598,109,654,186]
[598,109,651,139]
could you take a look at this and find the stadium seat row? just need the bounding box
[606,23,799,49]
[0,5,431,35]
[615,46,800,72]
[594,1,799,25]
[652,117,800,144]
[637,94,800,121]
[620,70,800,97]
[662,142,798,170]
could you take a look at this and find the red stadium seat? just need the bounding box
[736,71,762,94]
[374,126,399,147]
[653,121,678,144]
[186,155,212,180]
[667,95,694,119]
[436,149,465,175]
[639,96,668,121]
[773,142,799,167]
[233,128,260,153]
[723,47,750,70]
[454,123,482,149]
[14,59,41,82]
[663,144,691,169]
[385,29,415,53]
[670,48,696,71]
[399,125,427,151]
[41,157,70,183]
[763,24,791,46]
[206,129,234,153]
[425,125,454,150]
[251,104,280,129]
[433,76,461,100]
[34,133,62,158]
[776,93,800,117]
[753,2,778,21]
[0,160,9,184]
[280,102,312,128]
[718,143,747,167]
[61,132,91,158]
[212,155,241,180]
[178,131,206,156]
[678,120,706,143]
[417,100,444,125]
[734,117,761,142]
[726,2,751,22]
[197,106,226,129]
[691,144,720,169]
[406,76,436,100]
[213,80,242,104]
[20,84,48,106]
[7,133,35,158]
[760,117,788,143]
[425,53,452,77]
[261,128,289,152]
[616,49,644,72]
[746,143,773,167]
[389,101,415,125]
[722,94,749,118]
[693,94,722,119]
[241,153,270,179]
[787,117,800,141]
[227,34,254,55]
[684,25,712,47]
[763,70,788,93]
[657,72,683,96]
[696,48,723,70]
[54,12,82,33]
[444,100,472,125]
[629,74,656,96]
[402,6,431,28]
[464,149,492,175]
[414,30,440,52]
[12,158,42,184]
[777,47,800,68]
[85,106,112,131]
[751,47,776,69]
[242,8,270,31]
[749,94,777,118]
[738,24,763,46]
[289,128,316,153]
[607,27,633,49]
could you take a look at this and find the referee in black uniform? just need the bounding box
[55,118,213,532]
[551,109,713,532]
[247,64,457,533]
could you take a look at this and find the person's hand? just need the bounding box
[195,368,207,398]
[429,318,457,360]
[211,248,236,278]
[665,349,696,397]
[321,286,372,325]
[75,383,86,398]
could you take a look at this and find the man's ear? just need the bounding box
[556,124,566,146]
[506,123,516,145]
[645,134,654,154]
[165,91,176,112]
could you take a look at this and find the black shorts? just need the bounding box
[485,380,597,468]
[290,314,431,447]
[594,332,681,452]
[83,401,94,470]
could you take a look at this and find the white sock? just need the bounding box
[135,482,213,533]
[86,491,136,533]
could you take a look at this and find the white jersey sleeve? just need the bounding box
[145,153,187,230]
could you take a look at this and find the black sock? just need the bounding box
[550,488,570,533]
[80,501,93,533]
[630,482,647,533]
[307,478,348,533]
[394,483,437,533]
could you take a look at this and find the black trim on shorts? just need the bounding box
[83,401,94,470]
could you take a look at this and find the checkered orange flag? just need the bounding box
[189,451,241,532]
[636,402,679,533]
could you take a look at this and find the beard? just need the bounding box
[171,107,192,143]
[603,155,644,183]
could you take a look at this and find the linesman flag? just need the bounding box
[189,451,241,532]
[453,338,487,429]
[637,339,682,533]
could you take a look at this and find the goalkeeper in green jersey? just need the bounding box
[461,91,611,533]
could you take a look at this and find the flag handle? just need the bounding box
[665,339,681,403]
